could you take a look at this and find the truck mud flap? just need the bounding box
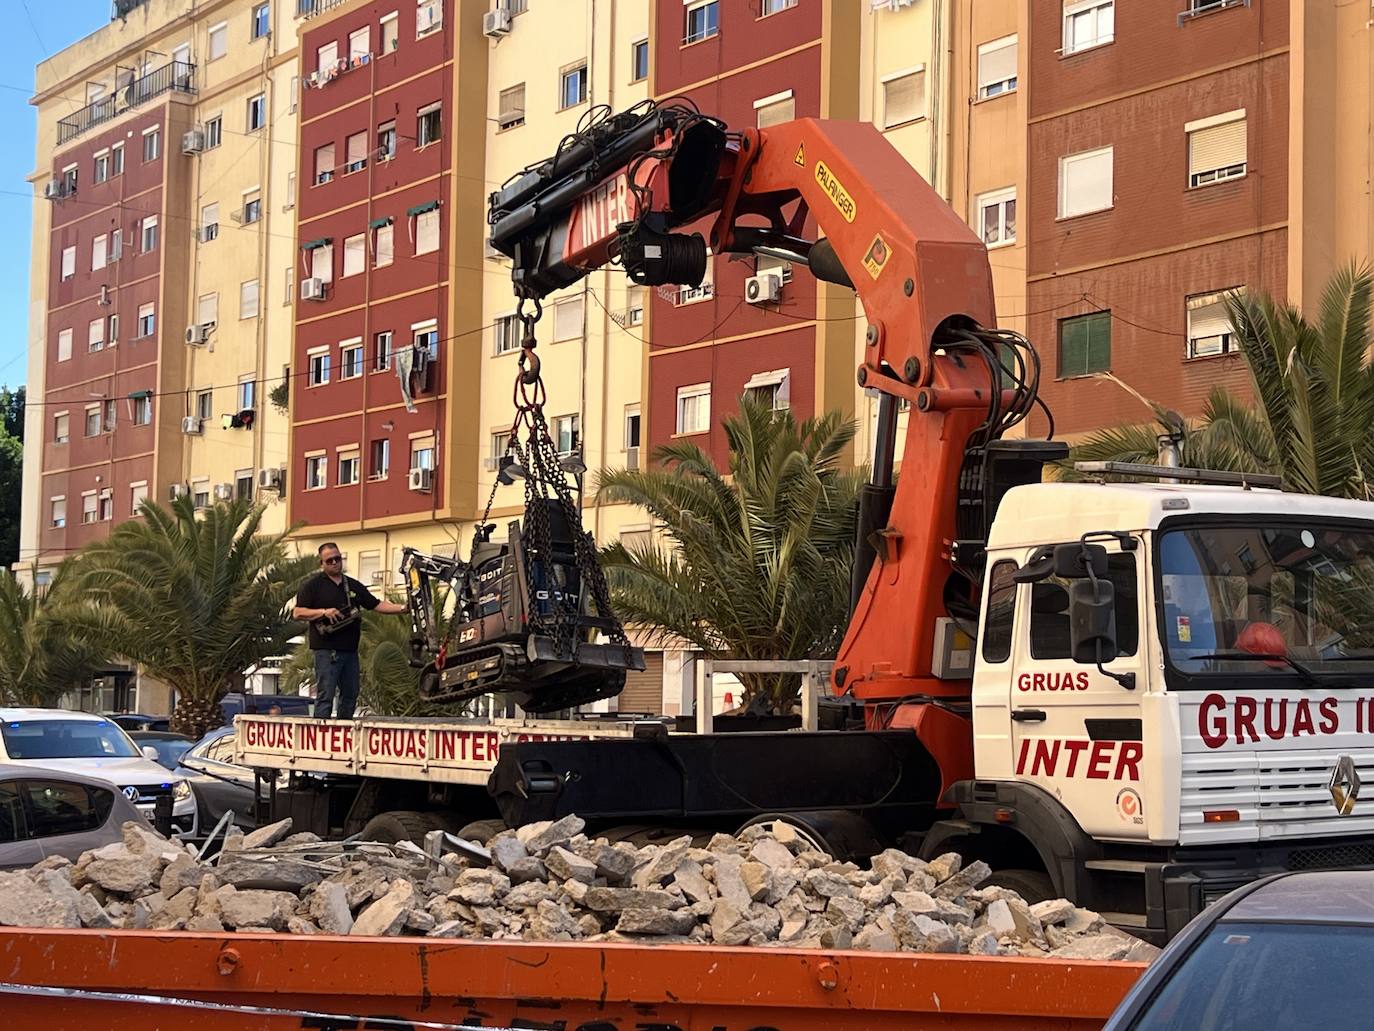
[0,928,1143,1030]
[490,730,945,827]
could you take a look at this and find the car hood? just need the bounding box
[10,756,184,785]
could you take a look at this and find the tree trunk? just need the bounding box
[171,694,225,740]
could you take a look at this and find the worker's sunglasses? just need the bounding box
[322,556,342,564]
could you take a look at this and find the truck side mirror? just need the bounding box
[1054,541,1108,579]
[1069,578,1119,665]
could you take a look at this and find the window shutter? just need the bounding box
[978,39,1017,90]
[375,224,394,266]
[346,132,367,166]
[1060,148,1113,217]
[1189,120,1246,178]
[1187,293,1233,340]
[554,297,584,340]
[883,72,924,127]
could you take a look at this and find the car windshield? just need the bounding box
[140,738,192,769]
[1159,523,1374,679]
[1129,921,1374,1029]
[1,719,141,760]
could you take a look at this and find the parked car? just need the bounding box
[105,712,171,732]
[1104,869,1374,1030]
[0,708,197,838]
[129,731,194,771]
[0,764,151,868]
[176,726,264,832]
[218,693,312,724]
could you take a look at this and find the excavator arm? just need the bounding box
[488,102,1064,736]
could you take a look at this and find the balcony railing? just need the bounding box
[297,0,350,18]
[57,60,196,145]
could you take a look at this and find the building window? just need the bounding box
[60,163,77,195]
[410,441,435,472]
[1187,289,1241,358]
[137,303,156,338]
[754,90,794,129]
[417,102,442,147]
[415,208,440,255]
[197,390,213,421]
[677,253,714,305]
[338,451,360,486]
[676,384,710,435]
[498,85,525,130]
[976,188,1016,247]
[85,406,101,437]
[490,430,512,463]
[103,399,117,432]
[201,203,219,242]
[630,39,648,82]
[317,40,338,76]
[373,222,394,267]
[1059,311,1111,377]
[50,497,66,528]
[494,313,520,355]
[98,489,113,522]
[413,322,438,359]
[247,94,266,131]
[237,378,256,411]
[626,286,645,326]
[685,0,719,44]
[624,405,641,449]
[881,68,925,128]
[378,121,397,159]
[130,482,148,511]
[94,151,110,183]
[141,215,158,253]
[60,246,76,281]
[305,455,327,490]
[91,234,107,271]
[341,340,364,378]
[198,292,219,327]
[343,233,366,277]
[241,192,261,224]
[53,412,69,444]
[308,351,331,385]
[1063,0,1113,54]
[82,493,98,524]
[976,35,1018,99]
[374,330,393,370]
[381,11,399,53]
[504,0,528,13]
[315,142,335,184]
[236,469,254,500]
[369,438,390,479]
[56,328,72,362]
[240,279,260,319]
[88,319,104,353]
[143,127,161,161]
[560,63,588,110]
[345,131,368,173]
[313,243,333,282]
[285,171,296,208]
[552,296,584,341]
[552,414,580,456]
[112,143,125,176]
[1058,146,1113,219]
[416,0,442,37]
[1187,110,1247,188]
[762,0,796,13]
[252,3,270,40]
[208,21,228,60]
[108,314,119,344]
[133,395,152,425]
[284,267,294,304]
[349,26,370,61]
[744,369,790,411]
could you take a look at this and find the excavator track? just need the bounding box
[418,642,629,714]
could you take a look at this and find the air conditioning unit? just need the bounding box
[307,71,321,89]
[745,272,783,305]
[186,324,211,345]
[626,445,639,470]
[168,483,189,501]
[181,129,205,154]
[43,179,67,200]
[408,467,434,492]
[258,467,283,491]
[181,416,203,434]
[300,277,326,301]
[483,8,512,37]
[482,456,499,471]
[213,483,234,501]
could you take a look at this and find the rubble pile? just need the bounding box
[0,816,1158,960]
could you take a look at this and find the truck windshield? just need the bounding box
[1127,921,1374,1029]
[1,719,141,760]
[1159,523,1374,679]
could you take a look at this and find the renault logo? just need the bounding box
[122,785,140,803]
[1329,755,1361,816]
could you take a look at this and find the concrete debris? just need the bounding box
[0,819,1153,960]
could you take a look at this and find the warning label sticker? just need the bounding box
[794,142,806,167]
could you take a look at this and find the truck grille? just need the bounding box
[1287,843,1374,871]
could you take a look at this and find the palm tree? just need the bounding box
[64,496,316,738]
[595,396,864,710]
[0,563,113,707]
[1068,263,1374,499]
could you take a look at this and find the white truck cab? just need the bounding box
[948,477,1374,936]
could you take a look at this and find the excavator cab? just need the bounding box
[402,501,644,714]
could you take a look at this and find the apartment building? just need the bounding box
[22,0,300,585]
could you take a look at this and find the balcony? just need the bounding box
[296,0,350,18]
[56,60,195,145]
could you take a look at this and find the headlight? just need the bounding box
[172,780,192,802]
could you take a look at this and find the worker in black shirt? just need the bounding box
[293,542,408,719]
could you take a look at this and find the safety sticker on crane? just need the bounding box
[862,234,890,280]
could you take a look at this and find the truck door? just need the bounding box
[1007,542,1150,842]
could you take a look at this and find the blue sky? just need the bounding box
[0,2,112,392]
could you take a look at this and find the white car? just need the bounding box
[0,708,197,838]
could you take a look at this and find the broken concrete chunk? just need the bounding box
[926,852,962,883]
[351,881,415,937]
[219,889,298,931]
[931,860,991,900]
[616,907,697,936]
[521,815,586,856]
[545,846,597,884]
[1029,898,1076,926]
[487,832,529,874]
[241,817,294,850]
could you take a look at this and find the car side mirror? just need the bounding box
[1069,578,1119,665]
[141,746,160,762]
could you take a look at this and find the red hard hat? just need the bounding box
[1236,621,1287,667]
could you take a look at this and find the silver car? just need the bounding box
[0,764,151,868]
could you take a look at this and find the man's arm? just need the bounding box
[292,579,339,621]
[374,600,408,615]
[351,579,407,616]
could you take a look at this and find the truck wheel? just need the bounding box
[455,818,508,844]
[358,811,449,845]
[986,868,1055,903]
